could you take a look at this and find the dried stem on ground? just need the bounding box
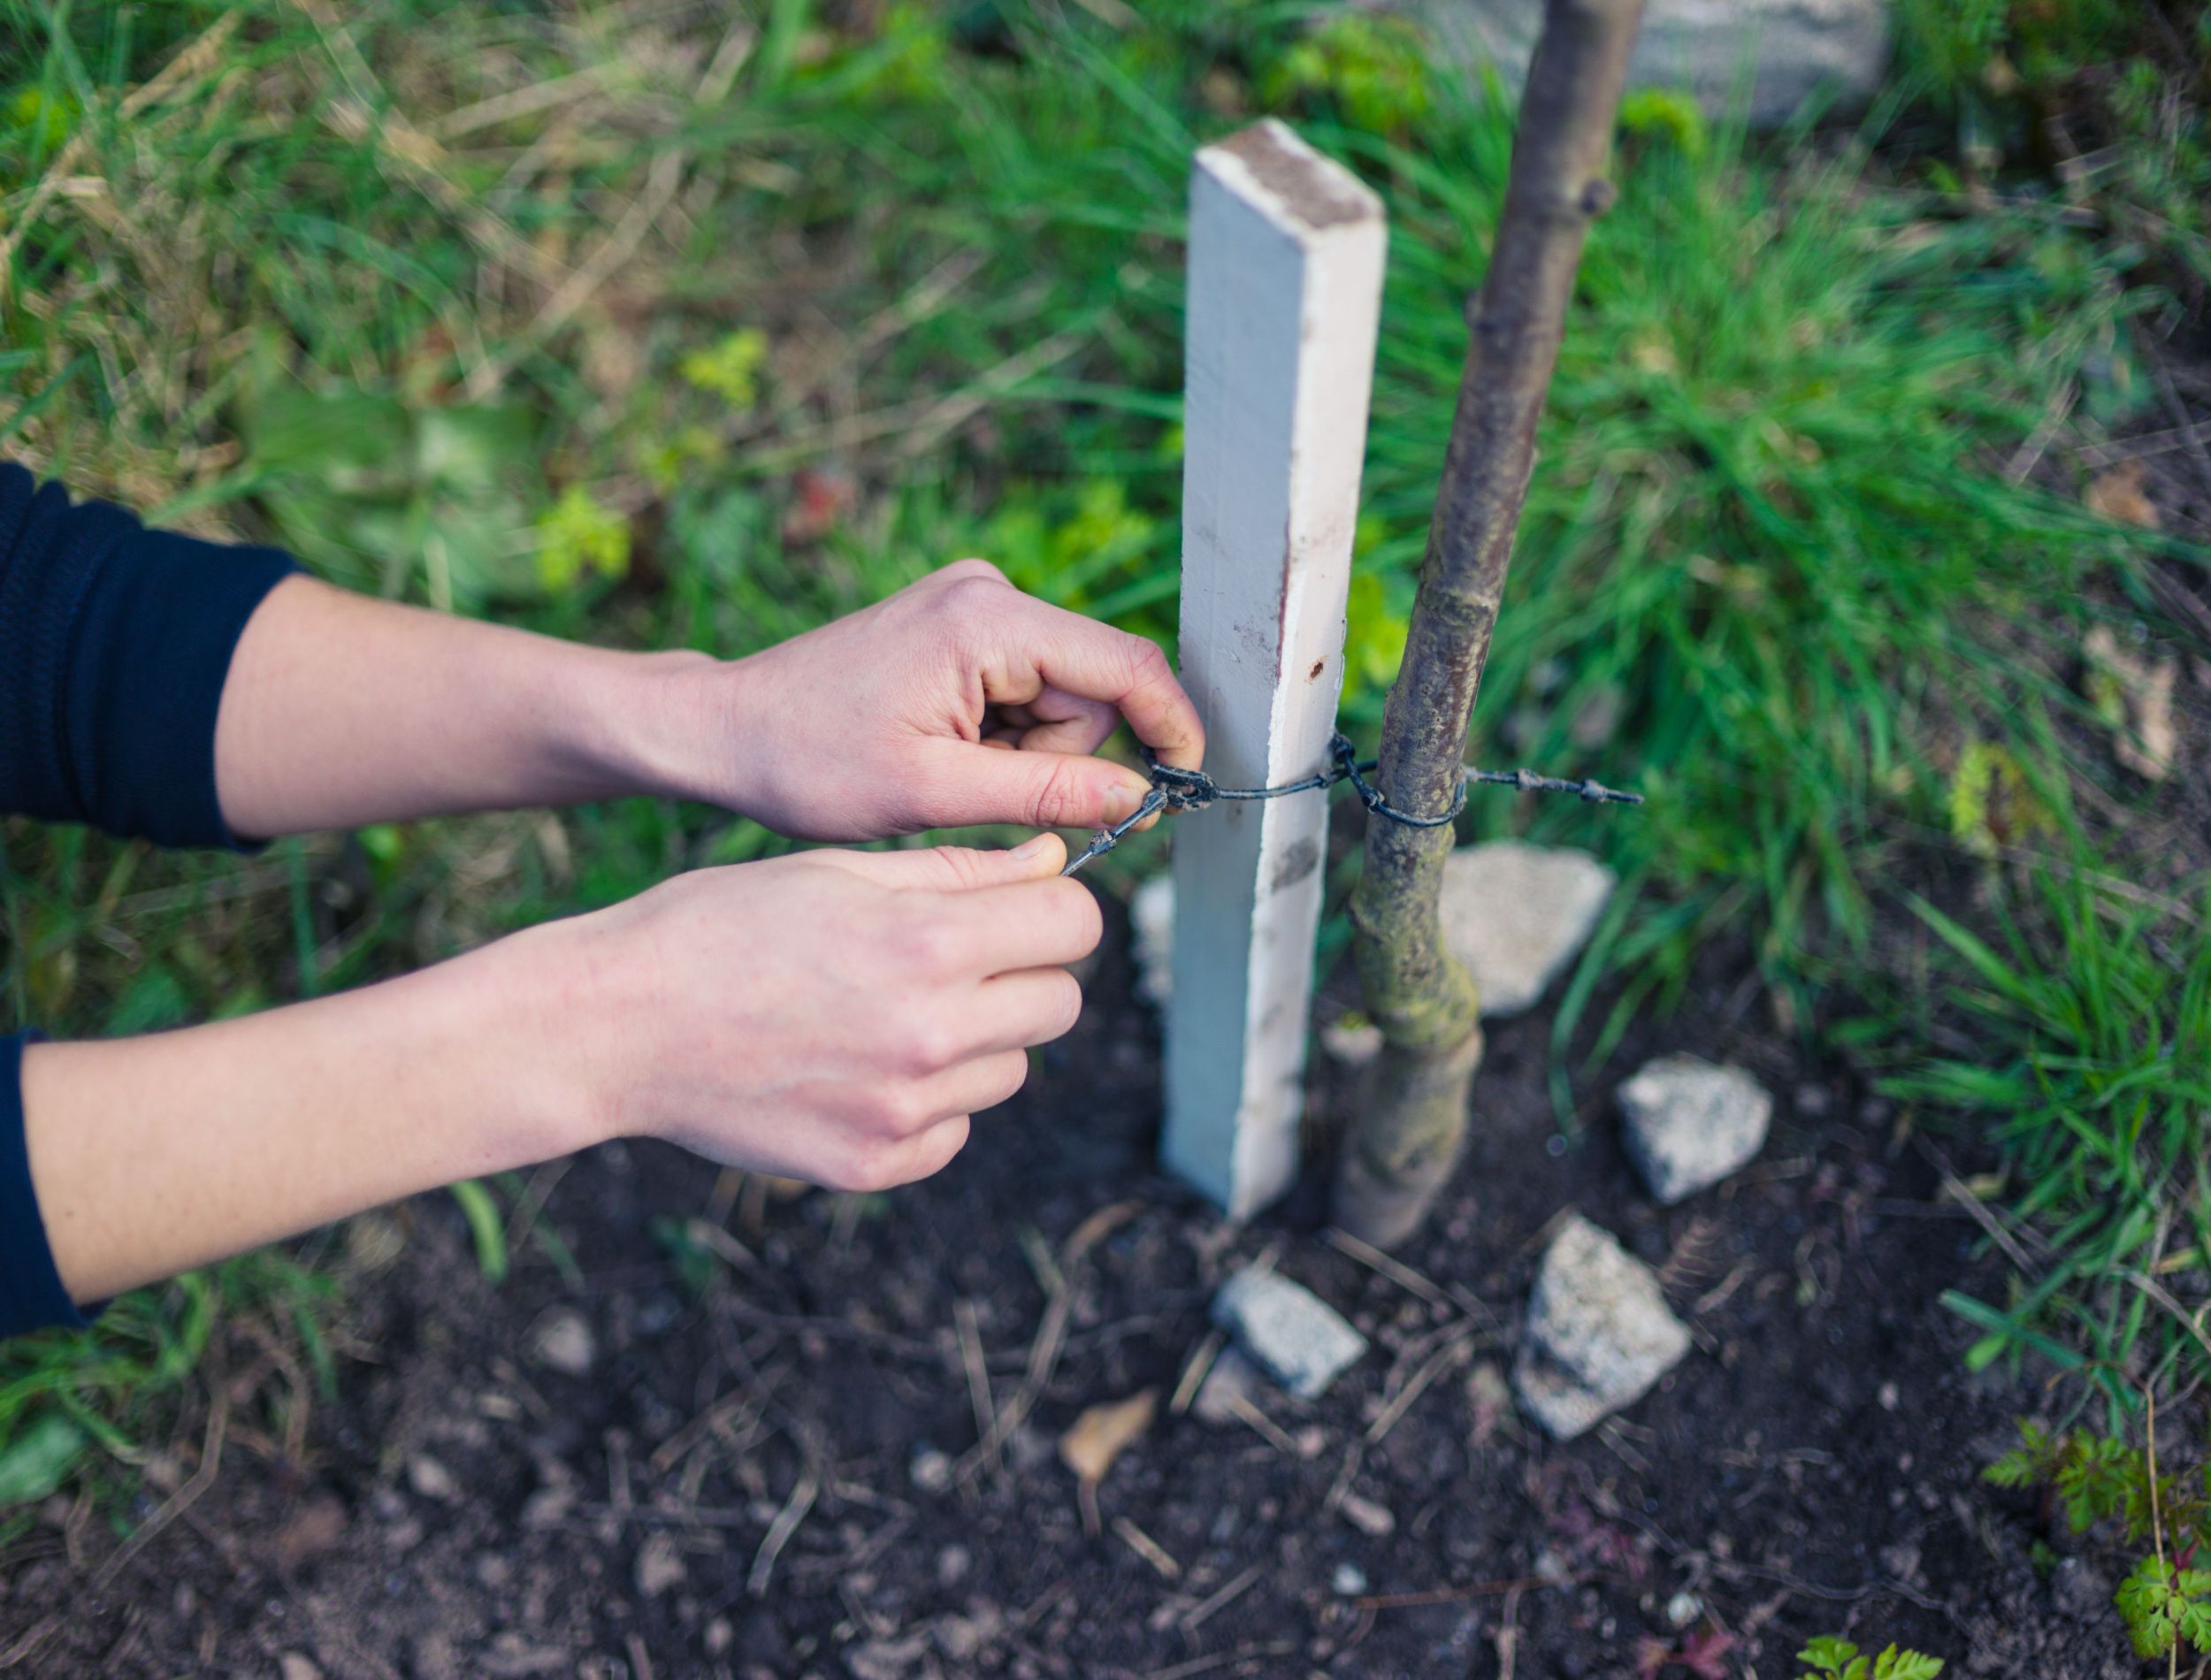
[1335,0,1645,1246]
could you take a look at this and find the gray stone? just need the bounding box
[1437,842,1615,1019]
[1211,1270,1369,1401]
[1512,1215,1689,1439]
[526,1307,595,1378]
[406,1455,457,1502]
[1414,0,1892,130]
[1617,1053,1772,1204]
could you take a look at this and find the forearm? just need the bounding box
[213,576,729,836]
[19,926,594,1304]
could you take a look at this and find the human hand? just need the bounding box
[527,833,1096,1192]
[681,560,1205,842]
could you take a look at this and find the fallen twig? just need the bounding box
[746,1459,821,1599]
[1179,1561,1265,1632]
[1113,1516,1182,1580]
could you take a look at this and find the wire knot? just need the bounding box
[1138,755,1221,813]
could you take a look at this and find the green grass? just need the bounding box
[1869,867,2211,1418]
[0,0,2204,1513]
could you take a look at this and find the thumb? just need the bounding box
[919,740,1154,833]
[845,833,1067,892]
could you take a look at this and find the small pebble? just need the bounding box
[406,1456,457,1502]
[1210,1270,1368,1401]
[1337,1493,1396,1538]
[911,1446,954,1494]
[1331,1562,1368,1598]
[634,1533,686,1599]
[1320,1018,1383,1066]
[527,1309,596,1378]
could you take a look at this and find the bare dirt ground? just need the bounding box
[0,892,2143,1678]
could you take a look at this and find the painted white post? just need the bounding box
[1162,120,1387,1218]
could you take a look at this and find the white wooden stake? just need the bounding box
[1162,120,1386,1218]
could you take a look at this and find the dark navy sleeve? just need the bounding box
[0,461,297,848]
[2,462,298,1338]
[0,1034,84,1339]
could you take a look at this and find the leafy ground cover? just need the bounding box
[1,0,2207,1669]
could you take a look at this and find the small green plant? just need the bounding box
[1617,87,1707,158]
[1794,1637,1944,1680]
[979,477,1166,622]
[2116,1558,2211,1661]
[447,1179,509,1284]
[1342,569,1410,699]
[534,485,631,593]
[678,328,769,410]
[1260,14,1433,135]
[1986,1418,2211,1660]
[1944,739,2052,860]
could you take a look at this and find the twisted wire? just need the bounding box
[1060,730,1642,875]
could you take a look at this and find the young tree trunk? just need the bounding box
[1334,0,1645,1248]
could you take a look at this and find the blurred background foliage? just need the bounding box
[0,0,2204,1504]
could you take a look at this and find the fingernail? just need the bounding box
[1106,777,1151,823]
[1010,834,1055,860]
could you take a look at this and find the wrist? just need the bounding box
[440,918,622,1162]
[571,647,775,814]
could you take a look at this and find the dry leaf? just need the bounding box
[2084,624,2179,782]
[2085,459,2161,531]
[1058,1387,1158,1485]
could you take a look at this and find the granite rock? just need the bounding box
[1513,1214,1689,1439]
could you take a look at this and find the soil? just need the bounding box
[0,896,2149,1679]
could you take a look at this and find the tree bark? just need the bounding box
[1334,0,1644,1248]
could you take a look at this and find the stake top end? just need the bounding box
[1197,118,1382,240]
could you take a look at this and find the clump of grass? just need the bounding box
[1871,865,2211,1412]
[0,1250,338,1524]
